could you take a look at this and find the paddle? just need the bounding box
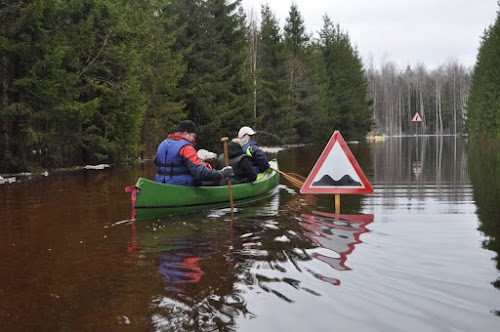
[221,137,235,212]
[269,166,305,189]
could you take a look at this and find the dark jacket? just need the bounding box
[218,142,257,184]
[242,140,270,173]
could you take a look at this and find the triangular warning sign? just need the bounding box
[411,112,423,122]
[300,131,373,194]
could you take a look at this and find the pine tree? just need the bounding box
[62,0,148,164]
[139,0,187,157]
[283,3,311,142]
[466,5,500,140]
[170,0,252,150]
[255,4,292,144]
[316,15,372,141]
[310,15,340,143]
[0,0,150,170]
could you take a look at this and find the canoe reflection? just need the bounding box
[126,218,256,330]
[300,211,373,285]
[129,222,206,292]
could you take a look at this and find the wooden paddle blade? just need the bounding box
[288,173,306,181]
[269,167,304,189]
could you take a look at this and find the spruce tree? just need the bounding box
[256,4,291,144]
[283,3,311,143]
[62,0,148,164]
[466,5,500,140]
[170,0,252,150]
[316,15,372,141]
[0,0,150,170]
[139,0,187,157]
[311,15,340,143]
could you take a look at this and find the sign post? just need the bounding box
[411,112,423,172]
[411,111,423,136]
[335,194,340,214]
[300,131,373,214]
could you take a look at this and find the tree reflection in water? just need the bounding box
[468,141,500,316]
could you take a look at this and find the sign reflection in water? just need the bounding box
[299,211,373,285]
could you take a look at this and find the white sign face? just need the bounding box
[300,131,373,194]
[412,112,423,122]
[312,142,363,188]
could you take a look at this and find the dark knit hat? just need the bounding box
[177,120,197,133]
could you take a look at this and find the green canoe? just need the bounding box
[129,159,280,218]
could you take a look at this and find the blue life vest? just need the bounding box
[155,139,194,185]
[242,140,261,173]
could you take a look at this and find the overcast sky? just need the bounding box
[240,0,498,70]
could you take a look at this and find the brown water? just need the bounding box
[1,136,499,331]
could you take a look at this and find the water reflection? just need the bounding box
[2,137,500,330]
[369,136,472,213]
[468,141,500,315]
[125,191,284,330]
[159,247,203,288]
[125,188,331,330]
[299,211,373,285]
[130,217,247,331]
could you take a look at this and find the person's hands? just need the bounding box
[220,166,234,178]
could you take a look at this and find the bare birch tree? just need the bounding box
[366,53,379,131]
[365,57,472,136]
[246,6,259,120]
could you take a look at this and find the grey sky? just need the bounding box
[241,0,498,70]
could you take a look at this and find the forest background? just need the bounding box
[1,0,498,172]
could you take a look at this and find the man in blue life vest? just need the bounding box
[237,126,270,173]
[155,120,233,185]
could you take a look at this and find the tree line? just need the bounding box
[366,58,471,136]
[1,1,497,173]
[467,4,500,141]
[368,5,499,140]
[0,0,370,172]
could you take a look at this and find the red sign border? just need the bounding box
[411,111,423,122]
[300,131,374,194]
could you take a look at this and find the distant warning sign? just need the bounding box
[411,112,423,122]
[300,131,374,194]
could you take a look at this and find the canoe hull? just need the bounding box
[132,160,280,217]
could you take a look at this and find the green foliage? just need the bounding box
[284,3,309,58]
[306,42,335,144]
[167,0,252,152]
[467,5,500,140]
[283,3,311,143]
[0,1,376,172]
[137,0,187,157]
[0,0,148,170]
[255,4,293,145]
[313,15,372,141]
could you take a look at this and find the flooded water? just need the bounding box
[1,136,499,331]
